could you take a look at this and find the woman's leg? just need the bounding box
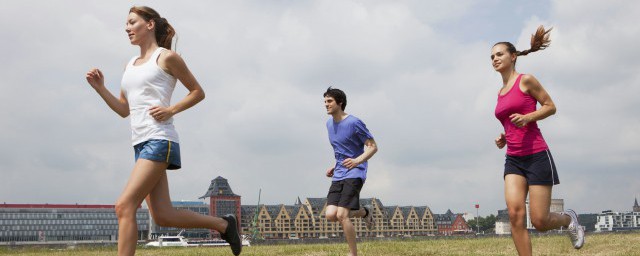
[145,163,242,256]
[528,185,570,231]
[145,170,228,231]
[115,159,168,256]
[504,174,531,256]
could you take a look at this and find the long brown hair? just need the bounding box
[129,6,175,50]
[495,25,552,64]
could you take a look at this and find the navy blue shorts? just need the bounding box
[504,149,559,185]
[327,178,364,210]
[133,139,181,170]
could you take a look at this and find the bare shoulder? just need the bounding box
[157,49,187,75]
[158,49,184,65]
[521,74,539,84]
[520,74,544,93]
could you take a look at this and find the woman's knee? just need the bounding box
[152,212,172,227]
[114,200,137,220]
[530,215,550,231]
[508,207,526,226]
[147,206,176,227]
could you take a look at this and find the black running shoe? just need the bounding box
[220,214,242,255]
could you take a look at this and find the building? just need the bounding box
[595,199,640,232]
[199,176,241,238]
[0,203,148,243]
[240,197,438,239]
[433,209,471,236]
[1,176,448,242]
[578,213,598,232]
[595,211,640,232]
[495,209,511,235]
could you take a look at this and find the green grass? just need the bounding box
[1,232,639,255]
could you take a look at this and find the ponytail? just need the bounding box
[517,25,552,56]
[494,25,552,66]
[152,17,175,50]
[129,6,176,50]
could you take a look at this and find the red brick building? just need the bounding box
[199,176,242,236]
[434,209,472,235]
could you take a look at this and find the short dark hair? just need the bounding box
[323,87,347,111]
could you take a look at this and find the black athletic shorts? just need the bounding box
[327,178,364,210]
[504,149,559,185]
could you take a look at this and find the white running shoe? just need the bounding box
[363,207,374,230]
[563,209,585,249]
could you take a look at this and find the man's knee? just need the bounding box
[336,208,351,222]
[326,212,338,222]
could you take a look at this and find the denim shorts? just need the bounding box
[133,139,181,170]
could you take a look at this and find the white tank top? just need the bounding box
[121,47,179,145]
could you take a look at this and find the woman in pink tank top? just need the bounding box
[86,6,242,256]
[492,26,584,255]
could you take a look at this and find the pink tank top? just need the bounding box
[495,74,548,156]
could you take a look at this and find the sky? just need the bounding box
[1,0,638,217]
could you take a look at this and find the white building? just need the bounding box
[595,198,640,232]
[495,209,511,235]
[595,211,640,232]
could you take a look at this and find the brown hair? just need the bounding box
[129,6,175,50]
[494,25,552,64]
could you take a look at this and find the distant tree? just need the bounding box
[468,214,496,233]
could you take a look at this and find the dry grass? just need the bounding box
[1,232,639,255]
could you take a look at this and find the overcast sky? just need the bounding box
[1,0,638,217]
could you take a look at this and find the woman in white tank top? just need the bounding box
[86,6,242,256]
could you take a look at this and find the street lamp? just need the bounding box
[475,203,480,234]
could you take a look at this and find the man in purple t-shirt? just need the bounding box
[323,87,378,256]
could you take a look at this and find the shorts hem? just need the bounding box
[326,203,360,211]
[528,181,559,186]
[137,155,181,170]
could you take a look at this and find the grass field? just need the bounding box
[1,232,639,255]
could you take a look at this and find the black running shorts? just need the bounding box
[327,178,364,210]
[504,149,560,185]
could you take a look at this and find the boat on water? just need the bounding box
[144,231,250,248]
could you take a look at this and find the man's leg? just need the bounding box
[349,207,373,230]
[349,208,366,218]
[337,207,358,256]
[326,205,338,222]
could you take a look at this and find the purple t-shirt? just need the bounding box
[327,115,374,181]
